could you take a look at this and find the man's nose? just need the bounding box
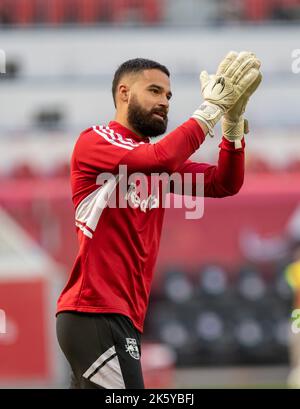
[159,95,169,109]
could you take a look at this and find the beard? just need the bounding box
[127,95,168,138]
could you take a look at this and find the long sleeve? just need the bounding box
[173,136,245,198]
[118,118,206,174]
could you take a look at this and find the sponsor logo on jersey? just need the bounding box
[125,182,159,212]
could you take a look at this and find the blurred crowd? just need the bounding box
[0,0,300,27]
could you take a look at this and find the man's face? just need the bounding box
[126,69,172,138]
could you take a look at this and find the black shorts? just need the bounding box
[56,311,144,389]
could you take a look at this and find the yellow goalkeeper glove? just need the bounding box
[192,51,261,137]
[221,56,262,148]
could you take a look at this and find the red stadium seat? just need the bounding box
[110,0,161,24]
[15,0,36,25]
[243,0,274,21]
[78,0,98,24]
[0,0,11,23]
[143,0,162,23]
[45,0,65,25]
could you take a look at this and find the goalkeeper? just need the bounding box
[56,52,262,389]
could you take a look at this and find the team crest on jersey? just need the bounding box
[125,338,140,360]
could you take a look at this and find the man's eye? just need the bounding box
[151,89,159,94]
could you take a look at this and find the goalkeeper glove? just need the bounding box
[217,52,262,148]
[192,51,260,137]
[222,71,262,148]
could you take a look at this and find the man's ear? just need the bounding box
[118,84,130,103]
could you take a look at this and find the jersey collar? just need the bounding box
[108,121,150,143]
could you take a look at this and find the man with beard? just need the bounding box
[56,55,262,389]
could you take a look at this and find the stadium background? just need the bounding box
[0,0,300,388]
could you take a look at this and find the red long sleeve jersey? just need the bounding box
[57,118,245,332]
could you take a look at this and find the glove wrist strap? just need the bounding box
[192,102,224,137]
[222,116,245,149]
